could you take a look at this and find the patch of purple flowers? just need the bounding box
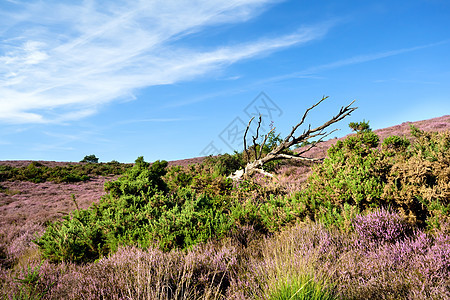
[353,208,411,246]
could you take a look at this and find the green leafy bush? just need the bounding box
[301,129,386,216]
[35,157,237,263]
[382,135,410,152]
[204,152,246,177]
[348,120,371,133]
[293,123,450,229]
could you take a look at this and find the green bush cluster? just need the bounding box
[35,123,450,264]
[35,157,237,263]
[0,161,130,183]
[292,124,450,229]
[35,155,298,263]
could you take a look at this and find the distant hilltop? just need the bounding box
[1,115,449,168]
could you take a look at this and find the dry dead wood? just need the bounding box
[229,96,357,180]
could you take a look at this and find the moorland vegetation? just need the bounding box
[0,161,130,184]
[0,117,449,299]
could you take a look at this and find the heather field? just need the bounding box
[1,116,450,299]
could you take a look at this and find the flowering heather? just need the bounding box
[0,176,115,267]
[353,208,411,246]
[1,220,449,299]
[2,242,239,300]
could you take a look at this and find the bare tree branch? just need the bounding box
[243,116,255,164]
[229,97,357,180]
[258,127,275,160]
[296,128,338,156]
[252,115,262,161]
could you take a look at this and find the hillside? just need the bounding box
[1,115,449,299]
[1,115,449,230]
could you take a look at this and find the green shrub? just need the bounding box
[302,129,385,215]
[80,154,99,163]
[35,157,237,263]
[348,120,371,133]
[382,135,410,152]
[204,152,246,177]
[295,122,450,229]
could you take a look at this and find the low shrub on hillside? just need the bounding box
[35,157,238,263]
[291,124,450,229]
[0,161,130,184]
[35,156,298,263]
[382,128,450,227]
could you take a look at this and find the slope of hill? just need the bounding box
[0,115,449,299]
[1,115,449,226]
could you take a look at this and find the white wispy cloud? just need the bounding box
[258,40,449,84]
[303,41,448,73]
[0,0,332,124]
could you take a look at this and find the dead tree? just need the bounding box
[229,96,357,180]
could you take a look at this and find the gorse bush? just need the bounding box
[382,129,450,226]
[204,152,246,177]
[35,155,300,263]
[294,127,386,229]
[381,135,410,152]
[291,123,450,229]
[348,120,371,133]
[35,157,237,263]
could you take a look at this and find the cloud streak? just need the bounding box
[0,0,331,124]
[258,40,448,84]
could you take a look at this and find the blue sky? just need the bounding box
[1,0,449,163]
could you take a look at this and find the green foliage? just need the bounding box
[304,129,385,213]
[11,262,54,300]
[348,120,371,133]
[295,122,450,229]
[268,275,337,300]
[165,166,193,191]
[262,129,283,154]
[35,154,300,263]
[80,154,99,163]
[34,124,450,264]
[0,162,130,183]
[35,157,237,262]
[240,125,294,172]
[204,152,246,177]
[260,128,294,172]
[410,124,423,138]
[382,135,410,152]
